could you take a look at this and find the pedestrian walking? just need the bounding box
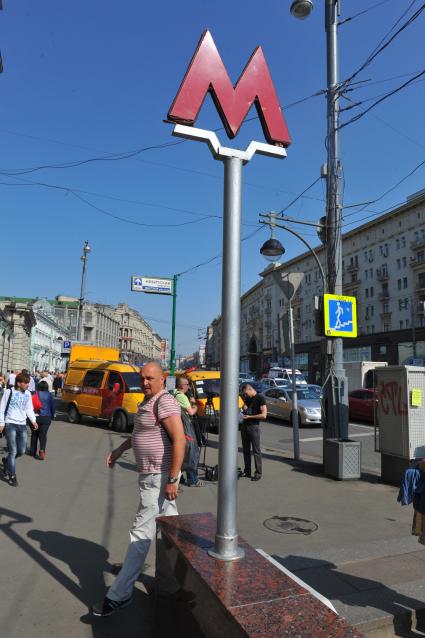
[173,375,204,487]
[6,370,17,389]
[0,372,38,486]
[53,373,63,397]
[39,371,53,392]
[239,383,267,482]
[92,361,185,617]
[29,380,55,460]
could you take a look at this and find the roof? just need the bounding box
[68,360,141,372]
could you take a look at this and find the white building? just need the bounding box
[30,298,71,372]
[206,189,425,378]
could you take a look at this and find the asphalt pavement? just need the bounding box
[0,412,424,637]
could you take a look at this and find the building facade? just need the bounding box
[0,298,36,372]
[51,296,120,349]
[30,298,71,372]
[0,309,14,374]
[206,190,425,378]
[112,303,162,364]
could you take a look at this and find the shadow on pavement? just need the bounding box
[27,529,154,637]
[274,554,425,637]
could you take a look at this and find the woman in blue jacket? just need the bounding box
[30,380,55,460]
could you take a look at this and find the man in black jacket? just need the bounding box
[240,383,267,482]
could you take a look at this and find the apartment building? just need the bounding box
[51,296,120,349]
[113,303,161,364]
[206,189,425,378]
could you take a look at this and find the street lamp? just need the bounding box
[76,240,91,343]
[260,212,325,461]
[290,0,313,19]
[289,0,349,448]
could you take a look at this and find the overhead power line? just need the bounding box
[339,68,425,129]
[340,2,425,91]
[338,0,394,26]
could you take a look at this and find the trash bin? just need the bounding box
[324,438,361,480]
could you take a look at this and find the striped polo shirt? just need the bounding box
[131,390,181,474]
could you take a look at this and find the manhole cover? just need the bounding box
[263,516,319,535]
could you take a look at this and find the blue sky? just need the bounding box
[1,0,424,353]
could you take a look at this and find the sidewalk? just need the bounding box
[0,419,424,637]
[188,441,425,637]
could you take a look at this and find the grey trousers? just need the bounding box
[241,423,262,476]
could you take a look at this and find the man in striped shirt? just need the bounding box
[92,362,186,617]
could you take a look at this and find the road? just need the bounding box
[211,417,380,474]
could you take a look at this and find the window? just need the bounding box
[364,251,368,262]
[398,279,402,290]
[366,288,369,298]
[403,277,408,289]
[107,371,124,392]
[83,371,104,389]
[403,257,407,267]
[365,270,368,280]
[419,272,425,287]
[383,302,389,313]
[401,236,406,247]
[397,259,401,269]
[85,311,93,323]
[396,239,400,250]
[399,300,403,311]
[384,324,390,332]
[370,286,374,297]
[371,325,375,333]
[400,320,403,330]
[371,306,374,316]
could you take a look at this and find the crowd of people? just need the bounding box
[0,368,63,486]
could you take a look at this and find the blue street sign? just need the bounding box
[63,340,72,350]
[323,294,357,338]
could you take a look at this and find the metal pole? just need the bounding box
[76,246,89,343]
[170,274,178,374]
[324,0,348,442]
[289,304,300,460]
[208,156,244,561]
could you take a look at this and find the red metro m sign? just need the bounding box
[167,30,291,148]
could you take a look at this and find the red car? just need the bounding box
[348,388,377,423]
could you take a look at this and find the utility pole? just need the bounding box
[322,0,349,443]
[76,240,91,343]
[169,274,178,375]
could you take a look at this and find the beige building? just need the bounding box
[206,189,425,378]
[113,303,162,364]
[0,298,36,372]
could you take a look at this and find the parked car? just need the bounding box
[239,372,255,384]
[262,378,292,390]
[348,388,377,423]
[264,387,322,426]
[307,384,323,399]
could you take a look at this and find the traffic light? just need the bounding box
[314,295,324,336]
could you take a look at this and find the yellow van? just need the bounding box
[185,370,243,433]
[62,360,143,432]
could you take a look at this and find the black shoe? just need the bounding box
[8,475,18,487]
[251,474,261,482]
[92,596,132,617]
[242,471,251,478]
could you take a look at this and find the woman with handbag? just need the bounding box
[30,380,55,460]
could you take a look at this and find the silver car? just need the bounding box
[264,387,322,426]
[262,378,292,390]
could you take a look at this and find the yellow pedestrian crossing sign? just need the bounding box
[323,294,357,338]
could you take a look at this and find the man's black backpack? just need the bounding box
[153,393,199,472]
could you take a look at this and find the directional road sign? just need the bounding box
[131,276,173,295]
[323,294,357,338]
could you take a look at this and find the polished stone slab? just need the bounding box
[156,512,364,637]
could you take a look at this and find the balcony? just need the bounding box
[376,268,389,282]
[379,293,390,302]
[411,237,425,250]
[410,255,425,269]
[416,281,425,295]
[343,278,360,292]
[346,263,359,273]
[380,311,392,321]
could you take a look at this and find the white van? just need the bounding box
[268,367,307,385]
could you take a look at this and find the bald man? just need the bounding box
[93,362,186,617]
